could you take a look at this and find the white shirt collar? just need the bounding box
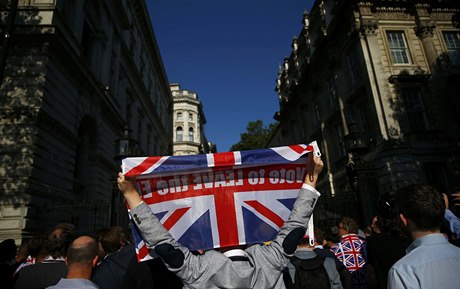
[223,249,247,258]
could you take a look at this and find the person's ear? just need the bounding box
[399,213,408,226]
[91,256,99,267]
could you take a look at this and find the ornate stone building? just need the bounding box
[170,83,214,155]
[269,0,460,224]
[0,0,173,242]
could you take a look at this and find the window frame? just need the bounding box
[442,31,460,66]
[188,127,194,142]
[176,126,183,142]
[386,30,412,65]
[400,87,429,132]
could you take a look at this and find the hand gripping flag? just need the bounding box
[122,141,321,261]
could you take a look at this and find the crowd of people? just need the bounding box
[1,155,460,289]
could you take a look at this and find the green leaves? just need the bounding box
[230,120,277,151]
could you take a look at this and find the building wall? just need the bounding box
[270,0,460,224]
[0,0,173,242]
[171,83,212,155]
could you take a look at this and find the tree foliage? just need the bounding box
[230,120,277,151]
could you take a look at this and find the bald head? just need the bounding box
[66,236,98,266]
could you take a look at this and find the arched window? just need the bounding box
[176,127,183,141]
[189,128,194,142]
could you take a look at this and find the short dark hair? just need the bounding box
[45,223,76,258]
[339,217,359,234]
[376,192,408,239]
[395,184,445,231]
[96,226,126,254]
[27,234,47,258]
[66,237,98,265]
[314,228,325,245]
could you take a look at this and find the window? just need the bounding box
[347,46,361,84]
[176,127,183,141]
[357,106,371,141]
[401,88,428,132]
[443,31,460,65]
[176,112,182,120]
[189,128,194,142]
[387,31,411,64]
[189,113,193,121]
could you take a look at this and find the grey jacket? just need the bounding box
[129,183,320,289]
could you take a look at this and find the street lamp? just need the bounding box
[111,125,138,226]
[344,119,369,226]
[115,125,139,161]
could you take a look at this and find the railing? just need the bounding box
[36,197,129,235]
[314,170,380,229]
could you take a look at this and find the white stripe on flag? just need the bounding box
[207,153,215,167]
[142,156,170,175]
[271,145,309,161]
[233,151,242,165]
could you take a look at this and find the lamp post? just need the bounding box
[115,125,139,162]
[111,125,138,226]
[344,120,368,227]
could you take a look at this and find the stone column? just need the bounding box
[415,21,438,69]
[414,4,438,70]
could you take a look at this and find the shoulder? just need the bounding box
[388,265,413,287]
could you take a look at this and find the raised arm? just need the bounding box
[117,173,182,251]
[118,172,206,279]
[251,155,323,270]
[117,173,142,209]
[272,154,323,248]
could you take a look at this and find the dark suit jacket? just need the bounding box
[92,244,135,289]
[12,260,67,289]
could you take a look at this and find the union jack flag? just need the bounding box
[122,142,320,261]
[330,234,366,272]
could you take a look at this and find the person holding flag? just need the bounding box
[117,154,323,289]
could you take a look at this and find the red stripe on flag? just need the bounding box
[288,144,312,155]
[213,152,236,167]
[244,200,285,228]
[137,244,149,262]
[163,207,190,231]
[125,156,163,176]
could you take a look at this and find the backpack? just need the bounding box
[284,255,331,289]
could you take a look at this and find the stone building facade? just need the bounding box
[0,0,173,242]
[170,83,214,155]
[269,0,460,224]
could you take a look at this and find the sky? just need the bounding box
[147,0,315,152]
